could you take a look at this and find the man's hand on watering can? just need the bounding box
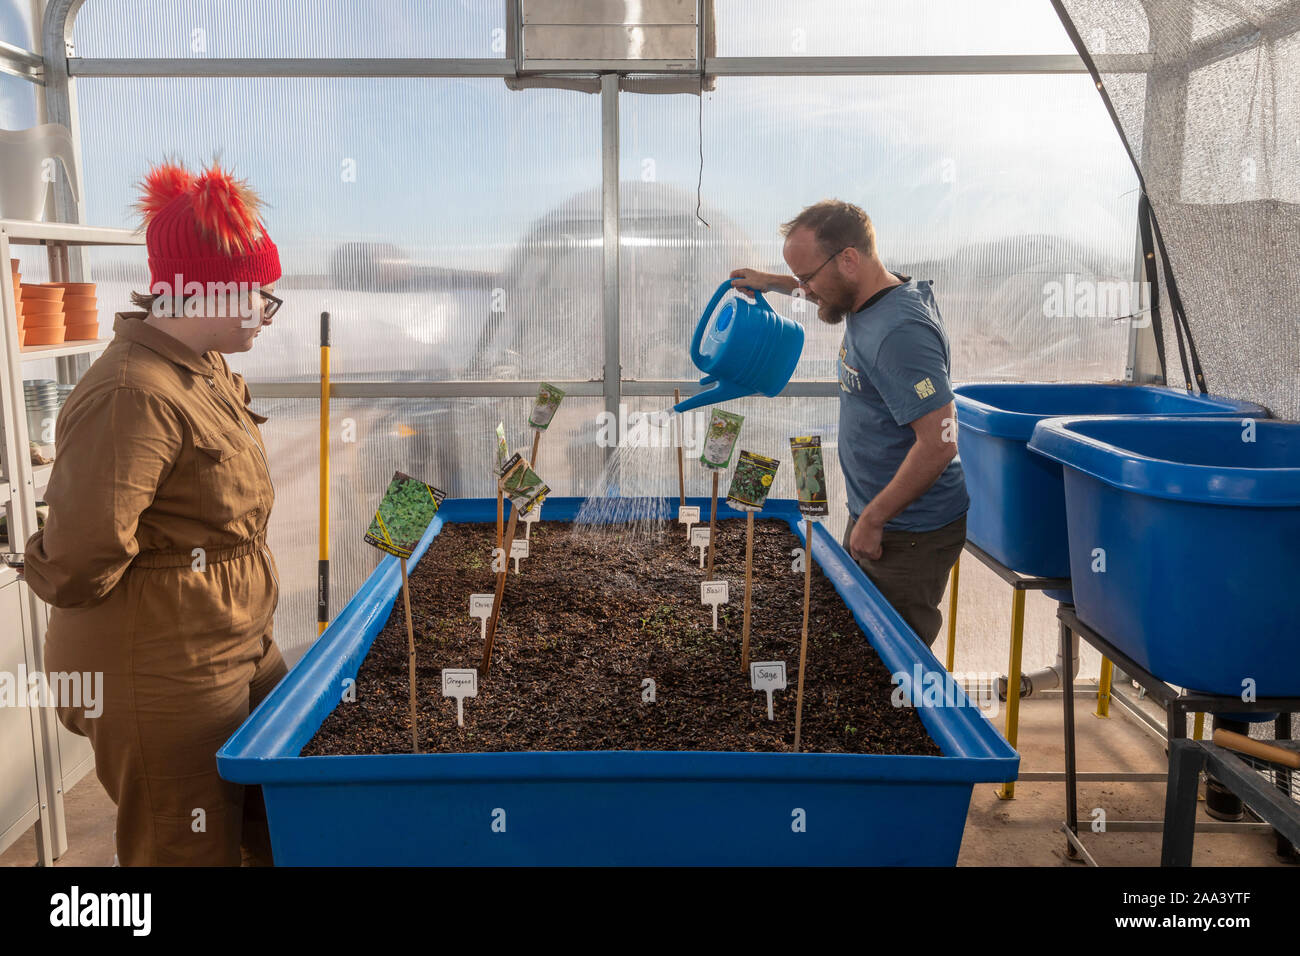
[849,511,885,562]
[729,269,801,298]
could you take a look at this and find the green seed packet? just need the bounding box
[790,435,830,516]
[700,409,744,469]
[726,450,781,512]
[494,422,508,475]
[499,453,549,517]
[528,383,566,430]
[364,471,447,559]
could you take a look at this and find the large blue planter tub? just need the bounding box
[954,384,1268,585]
[1028,417,1300,697]
[218,497,1018,866]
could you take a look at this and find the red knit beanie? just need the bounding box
[135,158,281,293]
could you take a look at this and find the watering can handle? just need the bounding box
[690,280,737,368]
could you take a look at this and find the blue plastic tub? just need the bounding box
[954,384,1268,589]
[1028,417,1300,697]
[218,496,1018,866]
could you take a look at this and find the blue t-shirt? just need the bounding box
[838,274,969,531]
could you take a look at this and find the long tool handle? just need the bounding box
[318,312,331,635]
[1213,729,1300,769]
[674,387,685,506]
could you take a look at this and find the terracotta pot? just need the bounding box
[48,282,95,294]
[21,300,62,318]
[24,311,65,328]
[63,322,99,341]
[62,294,96,312]
[18,329,26,347]
[63,307,97,326]
[23,326,65,346]
[21,284,63,301]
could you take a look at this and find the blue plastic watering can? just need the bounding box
[673,279,805,413]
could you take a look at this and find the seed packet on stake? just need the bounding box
[494,422,509,475]
[528,382,565,430]
[498,453,549,517]
[700,409,744,469]
[726,451,780,511]
[363,471,447,559]
[790,435,830,517]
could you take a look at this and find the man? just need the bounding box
[730,199,968,646]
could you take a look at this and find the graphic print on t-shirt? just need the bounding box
[838,341,862,393]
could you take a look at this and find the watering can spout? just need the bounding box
[673,379,752,414]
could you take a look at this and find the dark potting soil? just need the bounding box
[301,518,943,757]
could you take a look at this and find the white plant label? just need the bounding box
[441,668,478,727]
[522,501,542,540]
[690,526,711,568]
[678,505,700,539]
[509,537,529,573]
[750,661,788,721]
[468,593,495,642]
[700,579,729,631]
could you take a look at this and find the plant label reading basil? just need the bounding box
[690,526,711,568]
[522,501,542,540]
[790,435,830,517]
[699,409,744,469]
[726,450,781,511]
[441,668,478,728]
[677,504,700,539]
[528,382,566,430]
[363,471,447,559]
[468,593,494,641]
[498,453,549,516]
[700,579,729,631]
[509,537,529,573]
[750,661,788,721]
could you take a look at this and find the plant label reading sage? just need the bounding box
[363,471,447,559]
[700,409,744,469]
[790,435,830,517]
[441,668,478,728]
[678,504,700,539]
[528,382,565,430]
[498,453,549,517]
[701,579,729,631]
[509,537,529,573]
[726,450,780,512]
[750,661,788,721]
[469,593,494,641]
[690,526,711,568]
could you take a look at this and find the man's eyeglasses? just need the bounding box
[794,247,846,288]
[257,290,282,320]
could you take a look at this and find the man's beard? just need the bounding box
[817,302,847,325]
[815,282,855,325]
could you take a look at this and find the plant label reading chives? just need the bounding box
[690,526,711,568]
[789,435,830,517]
[750,661,787,721]
[700,409,744,469]
[678,504,700,539]
[726,450,780,511]
[363,471,447,558]
[528,382,566,430]
[522,500,542,539]
[468,593,494,642]
[509,537,529,573]
[700,580,729,631]
[441,668,478,727]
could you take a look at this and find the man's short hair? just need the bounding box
[780,200,876,258]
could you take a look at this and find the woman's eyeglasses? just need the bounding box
[258,290,283,320]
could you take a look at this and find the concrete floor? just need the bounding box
[1,680,1291,867]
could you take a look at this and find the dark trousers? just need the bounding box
[842,512,966,647]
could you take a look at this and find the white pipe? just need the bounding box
[997,632,1080,700]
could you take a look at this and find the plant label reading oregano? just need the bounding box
[700,579,729,631]
[468,593,494,641]
[789,435,830,517]
[363,471,447,559]
[441,668,478,727]
[690,526,711,568]
[509,537,529,573]
[528,382,566,430]
[750,661,788,721]
[522,500,542,540]
[700,409,744,469]
[678,504,700,539]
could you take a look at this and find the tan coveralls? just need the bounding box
[24,312,286,866]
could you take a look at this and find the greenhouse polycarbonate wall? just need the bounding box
[11,0,1149,656]
[1059,0,1300,420]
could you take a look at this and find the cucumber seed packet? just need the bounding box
[789,435,830,516]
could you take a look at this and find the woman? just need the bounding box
[22,159,286,866]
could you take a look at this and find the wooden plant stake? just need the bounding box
[530,428,541,472]
[496,489,504,553]
[480,506,519,677]
[793,516,813,752]
[400,556,419,753]
[706,470,719,579]
[740,511,755,671]
[674,387,685,507]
